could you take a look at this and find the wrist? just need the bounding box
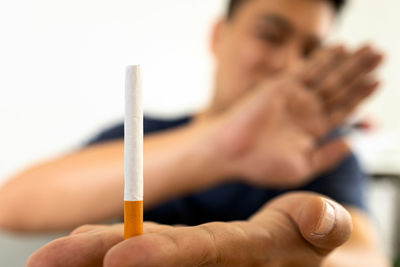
[190,117,235,184]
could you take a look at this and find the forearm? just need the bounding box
[0,141,125,232]
[143,119,229,209]
[0,119,229,232]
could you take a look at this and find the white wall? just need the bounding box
[0,0,224,183]
[0,0,399,185]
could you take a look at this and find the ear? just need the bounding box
[210,18,227,57]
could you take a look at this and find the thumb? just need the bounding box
[261,192,353,254]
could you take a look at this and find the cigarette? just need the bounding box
[124,65,144,239]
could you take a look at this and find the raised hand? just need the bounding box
[210,45,382,188]
[300,45,383,127]
[26,192,352,267]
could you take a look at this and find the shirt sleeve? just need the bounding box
[85,123,125,146]
[300,153,369,211]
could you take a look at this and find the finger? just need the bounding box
[27,222,172,267]
[254,192,353,254]
[27,224,124,267]
[325,75,379,112]
[316,45,383,101]
[310,138,351,175]
[104,220,272,267]
[328,80,379,129]
[104,225,214,267]
[342,80,379,113]
[300,45,348,87]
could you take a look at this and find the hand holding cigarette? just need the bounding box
[27,192,353,267]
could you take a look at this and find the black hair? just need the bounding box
[227,0,346,19]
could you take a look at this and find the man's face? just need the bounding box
[212,0,335,111]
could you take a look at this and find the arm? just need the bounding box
[0,140,126,232]
[0,121,227,232]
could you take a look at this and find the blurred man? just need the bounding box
[1,0,391,266]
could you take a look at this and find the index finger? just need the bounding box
[27,222,173,267]
[299,45,348,87]
[27,225,124,267]
[315,45,383,100]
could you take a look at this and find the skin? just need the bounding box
[0,0,391,265]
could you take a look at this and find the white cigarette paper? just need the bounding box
[124,65,143,201]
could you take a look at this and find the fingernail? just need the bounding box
[313,201,336,236]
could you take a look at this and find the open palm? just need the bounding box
[214,45,382,188]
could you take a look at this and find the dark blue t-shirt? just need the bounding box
[87,116,368,226]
